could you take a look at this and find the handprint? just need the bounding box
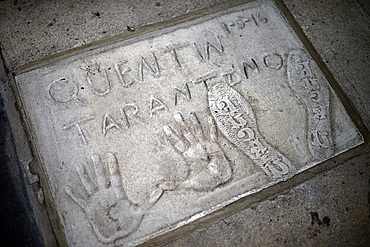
[65,153,163,243]
[162,112,232,191]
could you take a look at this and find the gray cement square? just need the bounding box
[10,0,365,246]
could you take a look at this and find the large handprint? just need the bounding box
[162,112,232,191]
[65,153,163,243]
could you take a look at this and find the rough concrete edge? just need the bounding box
[0,55,59,245]
[6,74,67,247]
[0,46,37,186]
[11,0,255,75]
[5,0,369,246]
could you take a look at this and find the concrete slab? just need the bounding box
[11,0,364,246]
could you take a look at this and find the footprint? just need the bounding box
[208,83,296,181]
[287,50,334,160]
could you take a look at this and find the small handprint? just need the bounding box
[162,112,232,191]
[65,153,163,243]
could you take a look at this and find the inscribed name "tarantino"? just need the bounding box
[47,11,290,144]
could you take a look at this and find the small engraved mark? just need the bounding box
[174,83,191,106]
[162,112,232,191]
[87,68,111,96]
[121,103,145,128]
[150,95,169,118]
[222,68,243,86]
[48,77,86,105]
[140,52,160,81]
[103,114,122,136]
[193,35,224,60]
[115,60,134,87]
[263,53,283,70]
[163,45,188,69]
[221,12,267,34]
[62,116,95,145]
[65,153,163,243]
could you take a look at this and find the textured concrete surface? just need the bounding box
[0,0,369,246]
[167,154,370,247]
[0,0,228,68]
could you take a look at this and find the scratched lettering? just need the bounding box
[263,53,283,70]
[140,52,160,81]
[163,45,188,69]
[49,77,86,105]
[103,114,122,136]
[243,59,260,79]
[221,12,268,34]
[121,103,145,128]
[62,116,95,145]
[87,69,111,96]
[115,60,134,87]
[150,95,170,118]
[194,35,224,60]
[174,83,192,106]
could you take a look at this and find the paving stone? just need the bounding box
[9,0,365,246]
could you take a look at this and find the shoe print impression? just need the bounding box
[208,83,296,181]
[287,50,334,160]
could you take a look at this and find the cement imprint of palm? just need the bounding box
[162,111,233,191]
[65,153,163,243]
